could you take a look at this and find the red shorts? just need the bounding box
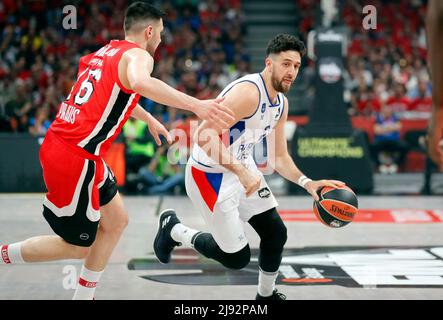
[39,129,117,246]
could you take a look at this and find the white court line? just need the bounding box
[0,193,45,199]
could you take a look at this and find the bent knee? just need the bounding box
[262,221,288,249]
[221,245,251,270]
[100,211,129,234]
[65,242,90,259]
[276,224,288,247]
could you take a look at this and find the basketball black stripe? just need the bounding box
[83,90,131,154]
[316,201,351,228]
[321,189,358,208]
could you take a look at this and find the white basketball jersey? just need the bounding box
[191,73,285,172]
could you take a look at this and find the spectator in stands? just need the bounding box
[371,103,409,173]
[386,82,411,114]
[123,118,158,193]
[144,144,186,195]
[28,105,51,137]
[4,79,33,132]
[408,79,432,113]
[355,86,382,116]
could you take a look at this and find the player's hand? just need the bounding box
[195,97,235,130]
[305,180,346,201]
[427,116,443,170]
[147,114,173,146]
[236,166,262,197]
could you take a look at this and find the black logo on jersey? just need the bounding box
[258,187,271,198]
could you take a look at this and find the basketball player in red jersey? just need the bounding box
[427,0,443,169]
[0,2,234,299]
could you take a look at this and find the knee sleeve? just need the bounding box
[248,208,287,272]
[249,208,287,249]
[193,233,250,270]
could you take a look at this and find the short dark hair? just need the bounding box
[124,2,165,33]
[266,34,306,57]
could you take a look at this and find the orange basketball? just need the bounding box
[313,185,358,228]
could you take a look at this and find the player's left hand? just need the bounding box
[305,180,346,201]
[147,114,173,146]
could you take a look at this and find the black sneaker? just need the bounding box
[154,209,181,264]
[255,289,286,300]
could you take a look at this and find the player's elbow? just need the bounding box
[129,77,154,95]
[271,154,286,171]
[129,79,145,93]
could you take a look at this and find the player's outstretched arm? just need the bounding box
[427,0,443,169]
[131,104,172,146]
[120,48,234,128]
[195,82,261,197]
[268,97,344,200]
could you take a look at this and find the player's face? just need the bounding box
[270,51,301,93]
[145,19,163,56]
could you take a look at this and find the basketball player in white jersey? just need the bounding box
[154,34,345,300]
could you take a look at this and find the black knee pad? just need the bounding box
[221,245,251,270]
[249,208,287,249]
[193,233,251,270]
[248,208,287,272]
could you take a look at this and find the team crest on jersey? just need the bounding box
[261,103,266,113]
[274,107,281,120]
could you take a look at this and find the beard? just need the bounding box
[271,73,292,94]
[146,42,157,57]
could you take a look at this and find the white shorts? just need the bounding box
[185,159,278,253]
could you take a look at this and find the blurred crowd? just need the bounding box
[292,0,432,177]
[295,0,432,118]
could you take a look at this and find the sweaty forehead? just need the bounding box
[274,51,301,64]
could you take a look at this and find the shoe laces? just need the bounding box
[272,290,286,300]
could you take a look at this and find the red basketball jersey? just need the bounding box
[50,40,141,157]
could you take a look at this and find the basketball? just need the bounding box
[313,186,358,228]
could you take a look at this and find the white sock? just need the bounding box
[72,266,103,300]
[170,223,199,247]
[1,242,25,264]
[258,267,278,297]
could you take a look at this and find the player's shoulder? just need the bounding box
[234,80,260,92]
[226,82,260,109]
[122,46,153,62]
